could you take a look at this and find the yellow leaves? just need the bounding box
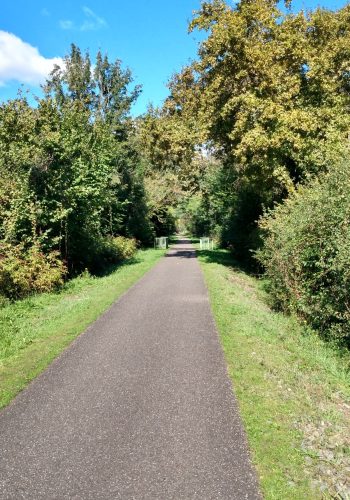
[189,0,229,33]
[189,1,350,185]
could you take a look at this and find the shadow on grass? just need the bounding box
[91,256,142,278]
[196,248,257,277]
[199,249,350,353]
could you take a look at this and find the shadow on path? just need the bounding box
[165,238,197,259]
[166,250,196,259]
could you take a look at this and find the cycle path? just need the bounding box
[0,239,260,499]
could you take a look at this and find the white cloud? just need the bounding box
[58,7,107,32]
[59,19,74,30]
[0,31,63,86]
[81,6,107,31]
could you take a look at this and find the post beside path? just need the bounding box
[154,236,168,249]
[199,237,214,250]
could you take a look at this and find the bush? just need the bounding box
[0,243,66,299]
[256,161,350,346]
[112,236,137,260]
[85,236,138,274]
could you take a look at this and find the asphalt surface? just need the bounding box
[0,239,260,499]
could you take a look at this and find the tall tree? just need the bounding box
[162,0,350,258]
[0,45,151,275]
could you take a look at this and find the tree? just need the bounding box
[162,0,350,259]
[187,0,350,191]
[0,45,150,281]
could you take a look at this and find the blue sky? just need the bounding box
[0,0,347,115]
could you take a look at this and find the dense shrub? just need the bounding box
[0,243,66,299]
[257,161,350,345]
[85,236,138,274]
[112,236,137,260]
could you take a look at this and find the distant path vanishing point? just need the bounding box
[0,239,260,499]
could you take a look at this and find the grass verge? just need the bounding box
[0,248,165,409]
[197,248,350,500]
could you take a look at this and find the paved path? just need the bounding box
[0,240,260,499]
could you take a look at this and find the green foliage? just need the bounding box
[179,159,234,239]
[137,106,196,175]
[161,0,350,261]
[0,243,66,299]
[257,160,350,345]
[0,45,152,298]
[142,171,178,236]
[187,0,350,188]
[112,236,137,260]
[220,184,264,264]
[72,235,138,275]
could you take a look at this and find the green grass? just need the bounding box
[0,248,165,409]
[197,248,350,500]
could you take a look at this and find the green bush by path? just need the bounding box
[112,236,138,260]
[80,236,138,275]
[0,243,66,300]
[0,236,139,299]
[257,161,350,346]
